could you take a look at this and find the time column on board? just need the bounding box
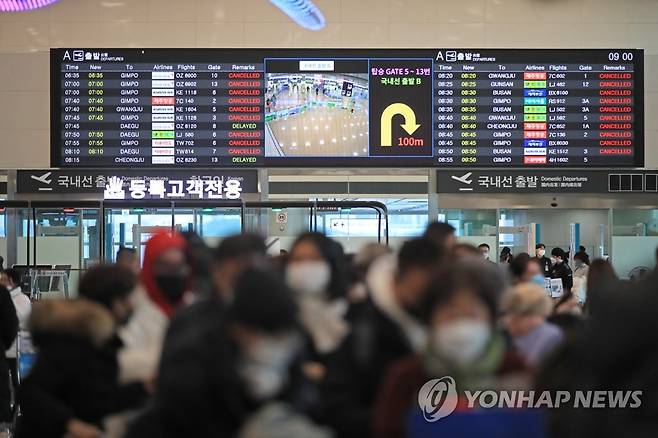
[434,64,460,165]
[61,66,85,165]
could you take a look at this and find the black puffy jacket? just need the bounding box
[16,299,146,438]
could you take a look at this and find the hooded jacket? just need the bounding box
[16,299,146,438]
[118,231,187,382]
[320,255,425,438]
[140,231,188,317]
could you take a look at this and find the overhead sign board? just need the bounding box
[17,169,258,200]
[52,48,644,168]
[437,170,658,194]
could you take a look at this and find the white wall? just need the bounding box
[0,0,657,168]
[611,236,658,278]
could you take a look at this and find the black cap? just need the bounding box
[228,268,298,333]
[78,264,137,309]
[551,247,566,258]
[214,233,266,263]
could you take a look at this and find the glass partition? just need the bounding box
[1,204,31,271]
[317,199,422,251]
[611,209,658,279]
[499,209,609,263]
[104,206,173,263]
[244,205,313,254]
[33,206,101,298]
[173,205,242,248]
[437,209,498,256]
[316,206,386,253]
[498,209,535,259]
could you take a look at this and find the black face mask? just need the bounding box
[154,273,187,303]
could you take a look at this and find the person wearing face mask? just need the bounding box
[212,233,268,303]
[120,234,270,437]
[477,243,494,263]
[17,266,148,438]
[118,230,189,383]
[286,233,350,366]
[78,265,151,438]
[526,259,548,288]
[534,243,552,277]
[321,237,443,438]
[550,247,573,292]
[126,268,330,438]
[372,259,527,438]
[510,254,545,289]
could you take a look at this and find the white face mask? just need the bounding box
[537,249,546,258]
[481,252,490,260]
[238,335,300,401]
[286,261,331,296]
[434,319,491,365]
[550,256,560,266]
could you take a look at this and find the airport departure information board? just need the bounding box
[52,48,644,168]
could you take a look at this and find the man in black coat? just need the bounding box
[0,285,18,423]
[320,238,443,438]
[126,267,303,438]
[551,247,574,292]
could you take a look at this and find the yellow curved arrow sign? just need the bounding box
[380,103,421,147]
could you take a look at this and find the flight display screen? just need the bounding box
[52,48,644,168]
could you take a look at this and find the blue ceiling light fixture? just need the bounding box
[270,0,325,30]
[0,0,59,11]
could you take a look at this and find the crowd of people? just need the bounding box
[0,223,657,438]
